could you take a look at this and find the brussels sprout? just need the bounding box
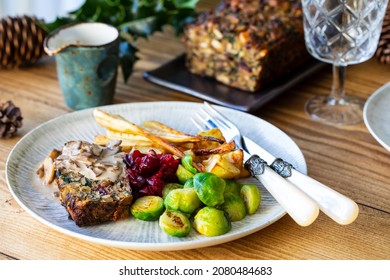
[224,179,242,195]
[181,154,197,174]
[159,210,191,237]
[240,184,261,215]
[164,188,202,214]
[176,164,195,184]
[162,183,183,199]
[130,196,165,221]
[222,192,247,221]
[193,172,225,207]
[183,178,194,188]
[193,206,231,236]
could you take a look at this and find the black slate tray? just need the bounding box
[143,54,325,112]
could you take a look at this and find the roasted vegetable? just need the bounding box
[181,154,197,174]
[193,172,225,207]
[222,192,247,221]
[164,188,202,214]
[193,206,231,237]
[94,109,184,157]
[93,109,250,182]
[202,149,248,179]
[176,164,195,184]
[183,178,194,188]
[195,128,226,149]
[159,210,192,237]
[162,183,183,199]
[240,184,261,215]
[224,179,242,195]
[130,196,165,221]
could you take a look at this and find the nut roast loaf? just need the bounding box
[183,0,310,92]
[54,140,133,227]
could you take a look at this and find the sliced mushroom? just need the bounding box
[91,145,103,156]
[36,163,44,178]
[92,166,105,177]
[107,140,122,148]
[103,145,121,156]
[43,156,56,184]
[48,149,61,160]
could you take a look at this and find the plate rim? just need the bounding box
[6,101,306,251]
[363,82,390,152]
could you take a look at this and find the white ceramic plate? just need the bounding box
[6,101,307,251]
[363,82,390,152]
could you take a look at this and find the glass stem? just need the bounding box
[328,65,346,105]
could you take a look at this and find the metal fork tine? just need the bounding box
[192,112,214,131]
[197,108,221,129]
[203,102,232,129]
[191,118,204,131]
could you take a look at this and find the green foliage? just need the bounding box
[41,0,199,82]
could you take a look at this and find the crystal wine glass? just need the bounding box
[302,0,388,125]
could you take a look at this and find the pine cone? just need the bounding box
[376,5,390,64]
[0,100,23,138]
[0,15,47,68]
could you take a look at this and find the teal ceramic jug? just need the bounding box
[44,22,119,110]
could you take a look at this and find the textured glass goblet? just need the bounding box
[302,0,388,125]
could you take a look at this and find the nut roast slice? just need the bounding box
[53,140,132,227]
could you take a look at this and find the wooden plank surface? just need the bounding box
[1,1,389,260]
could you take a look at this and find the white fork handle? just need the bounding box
[287,170,359,225]
[255,166,319,226]
[242,136,359,225]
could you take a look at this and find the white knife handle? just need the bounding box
[287,169,359,225]
[255,166,320,227]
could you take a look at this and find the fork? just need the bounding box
[193,103,320,227]
[193,102,359,225]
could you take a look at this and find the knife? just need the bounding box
[242,136,359,225]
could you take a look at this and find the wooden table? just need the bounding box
[1,10,390,261]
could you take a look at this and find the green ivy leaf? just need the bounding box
[173,0,199,9]
[168,8,198,35]
[120,15,166,38]
[119,41,139,82]
[39,17,74,33]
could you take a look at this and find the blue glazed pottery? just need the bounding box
[44,22,119,110]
